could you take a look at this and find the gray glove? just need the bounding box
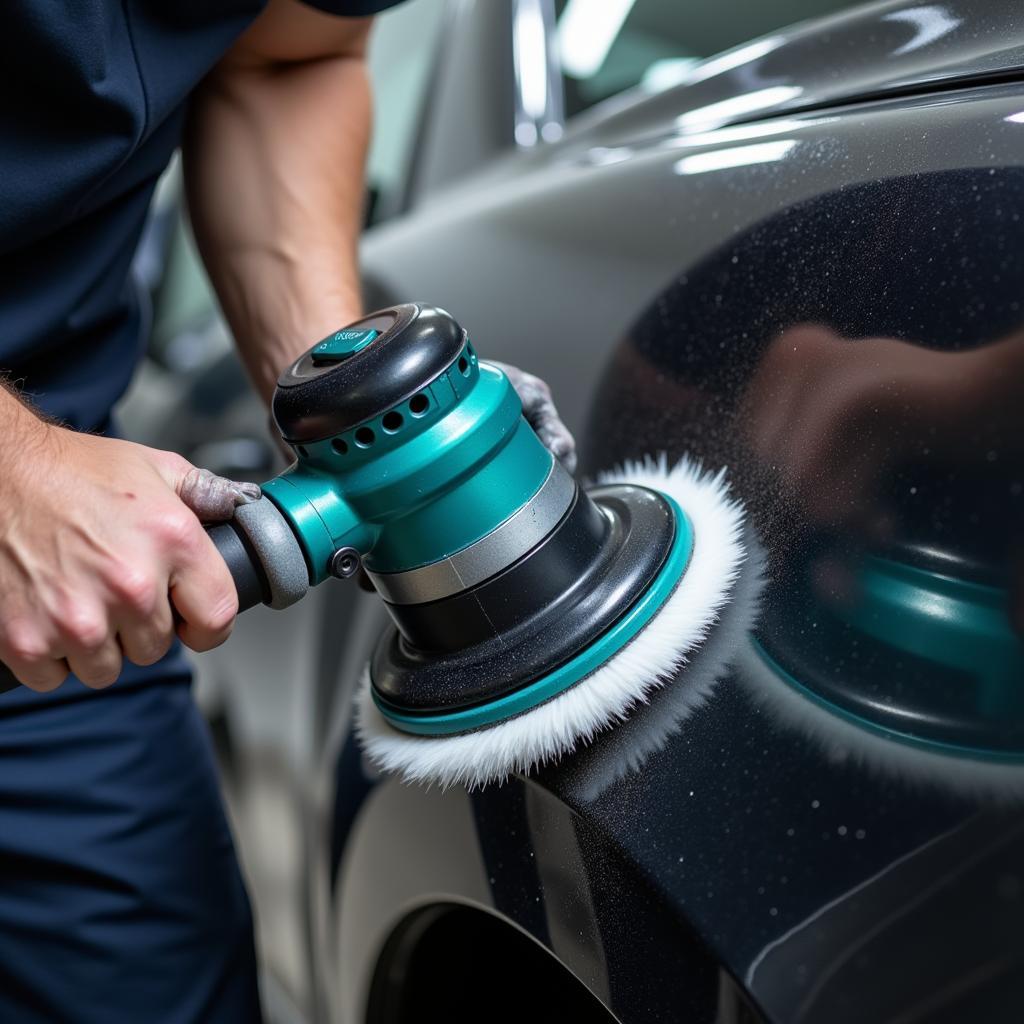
[178,467,261,521]
[491,361,577,475]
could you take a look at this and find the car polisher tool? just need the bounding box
[0,303,746,787]
[214,304,746,787]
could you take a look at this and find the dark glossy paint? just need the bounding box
[334,79,1024,1024]
[553,144,1024,1018]
[591,165,1024,757]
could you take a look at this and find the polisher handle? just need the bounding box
[206,521,269,615]
[210,496,311,612]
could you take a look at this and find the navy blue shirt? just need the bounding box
[1,0,396,431]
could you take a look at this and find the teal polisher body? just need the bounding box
[210,305,686,731]
[210,303,746,785]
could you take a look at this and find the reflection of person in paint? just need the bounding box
[741,323,1024,632]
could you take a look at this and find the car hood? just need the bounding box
[560,0,1024,145]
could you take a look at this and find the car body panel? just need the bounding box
[563,0,1024,144]
[340,79,1024,1023]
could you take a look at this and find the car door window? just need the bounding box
[366,0,446,223]
[555,0,861,116]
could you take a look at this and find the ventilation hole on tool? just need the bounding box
[458,356,469,376]
[355,427,376,448]
[466,343,476,361]
[332,438,348,455]
[382,410,403,433]
[409,393,429,416]
[295,444,309,459]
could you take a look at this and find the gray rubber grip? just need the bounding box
[231,497,310,610]
[207,522,268,613]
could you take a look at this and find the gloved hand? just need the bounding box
[491,361,577,475]
[178,467,261,520]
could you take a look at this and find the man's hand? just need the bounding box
[0,392,258,692]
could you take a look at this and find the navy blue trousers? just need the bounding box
[0,651,261,1022]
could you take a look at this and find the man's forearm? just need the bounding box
[0,382,54,484]
[184,6,373,403]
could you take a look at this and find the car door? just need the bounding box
[326,2,1024,1021]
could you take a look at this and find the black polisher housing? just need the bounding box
[371,484,677,719]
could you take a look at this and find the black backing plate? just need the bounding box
[370,485,677,715]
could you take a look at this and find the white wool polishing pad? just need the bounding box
[355,455,747,790]
[566,528,766,803]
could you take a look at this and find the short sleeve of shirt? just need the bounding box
[299,0,406,14]
[0,0,407,433]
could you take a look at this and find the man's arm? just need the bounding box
[184,0,374,404]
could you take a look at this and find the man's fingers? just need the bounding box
[169,530,239,653]
[118,626,174,668]
[65,640,123,689]
[57,603,123,688]
[0,652,68,692]
[0,618,69,691]
[106,565,176,667]
[116,608,175,667]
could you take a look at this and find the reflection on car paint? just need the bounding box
[674,140,799,176]
[675,86,805,133]
[568,165,1023,1018]
[587,167,1023,775]
[747,811,1024,1022]
[884,5,962,57]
